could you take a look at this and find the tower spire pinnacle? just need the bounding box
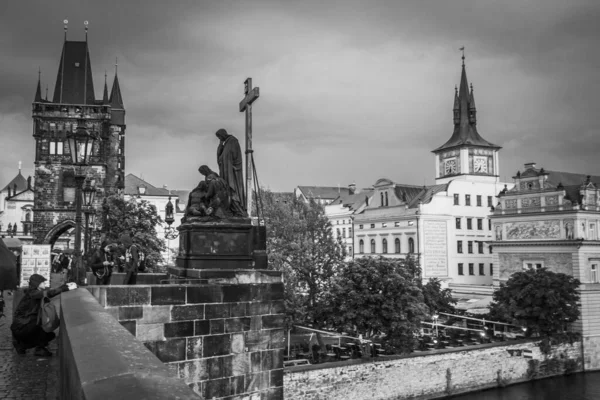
[34,67,42,102]
[45,84,48,100]
[103,70,109,104]
[64,19,68,41]
[84,20,88,41]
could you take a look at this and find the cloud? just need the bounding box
[1,0,599,192]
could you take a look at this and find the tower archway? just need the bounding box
[43,219,75,248]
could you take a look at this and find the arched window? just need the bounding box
[408,237,415,253]
[25,210,32,222]
[382,238,388,254]
[359,239,364,254]
[380,192,384,206]
[395,238,400,253]
[337,228,341,237]
[385,192,389,206]
[370,239,376,253]
[342,228,346,238]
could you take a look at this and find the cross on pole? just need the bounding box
[239,77,260,214]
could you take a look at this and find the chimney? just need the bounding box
[348,183,356,195]
[524,162,536,170]
[163,185,168,189]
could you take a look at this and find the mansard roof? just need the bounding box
[124,174,170,197]
[296,186,351,200]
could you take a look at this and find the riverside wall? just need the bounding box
[284,339,583,400]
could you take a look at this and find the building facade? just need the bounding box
[349,56,510,289]
[32,29,125,246]
[490,163,600,370]
[324,185,367,259]
[0,167,35,243]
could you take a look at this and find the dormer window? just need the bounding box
[527,182,533,190]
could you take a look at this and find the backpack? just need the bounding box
[37,293,60,333]
[126,244,146,272]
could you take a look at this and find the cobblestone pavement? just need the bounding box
[0,293,59,399]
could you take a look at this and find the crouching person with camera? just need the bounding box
[10,274,77,356]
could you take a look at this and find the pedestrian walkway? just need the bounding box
[0,293,58,400]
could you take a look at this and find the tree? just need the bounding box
[489,268,580,337]
[326,256,429,353]
[261,189,346,328]
[98,194,166,272]
[421,278,457,314]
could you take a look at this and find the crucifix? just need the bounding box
[239,77,260,213]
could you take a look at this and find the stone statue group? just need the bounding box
[183,129,248,223]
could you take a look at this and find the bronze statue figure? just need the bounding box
[216,129,247,217]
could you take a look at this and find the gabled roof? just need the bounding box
[124,174,170,196]
[52,41,96,104]
[393,184,424,204]
[546,171,600,187]
[433,58,500,153]
[296,186,350,200]
[1,171,28,193]
[329,191,369,210]
[407,183,450,208]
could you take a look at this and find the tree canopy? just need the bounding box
[325,256,429,353]
[421,278,457,314]
[98,194,166,272]
[261,189,345,328]
[489,268,580,337]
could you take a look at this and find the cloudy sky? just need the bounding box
[1,0,599,192]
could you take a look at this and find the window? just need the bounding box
[394,222,400,227]
[457,241,463,253]
[488,196,493,207]
[380,192,384,206]
[488,219,492,230]
[477,219,483,230]
[467,218,472,230]
[359,224,364,229]
[478,242,484,254]
[465,195,471,206]
[348,227,352,236]
[382,238,388,254]
[395,238,400,253]
[476,195,482,206]
[337,228,341,237]
[359,240,364,253]
[467,241,473,254]
[342,228,346,238]
[370,224,375,229]
[590,224,597,240]
[468,263,474,275]
[490,263,494,276]
[458,263,464,275]
[382,223,387,228]
[385,192,389,206]
[348,246,353,257]
[489,246,493,254]
[591,263,599,283]
[456,218,461,229]
[479,263,485,275]
[408,237,415,253]
[370,239,376,253]
[524,260,543,270]
[49,140,64,155]
[337,220,339,225]
[454,194,460,205]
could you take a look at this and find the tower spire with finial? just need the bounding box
[34,67,42,102]
[83,21,89,105]
[45,84,48,101]
[64,19,68,41]
[103,70,109,104]
[84,20,88,41]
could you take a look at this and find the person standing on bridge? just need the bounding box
[11,274,77,356]
[119,233,139,285]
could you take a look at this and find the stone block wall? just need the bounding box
[284,340,583,400]
[87,280,284,400]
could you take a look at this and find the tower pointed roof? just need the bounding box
[102,71,109,104]
[433,55,500,153]
[34,71,42,102]
[1,169,27,194]
[52,41,96,104]
[109,72,124,109]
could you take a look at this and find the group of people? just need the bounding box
[87,232,142,286]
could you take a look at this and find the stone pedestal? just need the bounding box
[174,221,267,274]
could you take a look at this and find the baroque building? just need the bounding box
[0,165,35,242]
[490,163,600,369]
[342,56,510,293]
[32,29,125,245]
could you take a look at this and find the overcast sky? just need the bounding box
[1,0,599,192]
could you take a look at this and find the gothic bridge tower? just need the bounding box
[32,23,126,245]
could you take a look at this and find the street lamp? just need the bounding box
[432,314,439,337]
[82,179,96,254]
[66,118,98,285]
[164,196,179,267]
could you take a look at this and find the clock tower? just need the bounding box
[432,55,501,184]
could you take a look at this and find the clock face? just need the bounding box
[474,156,488,173]
[444,159,457,175]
